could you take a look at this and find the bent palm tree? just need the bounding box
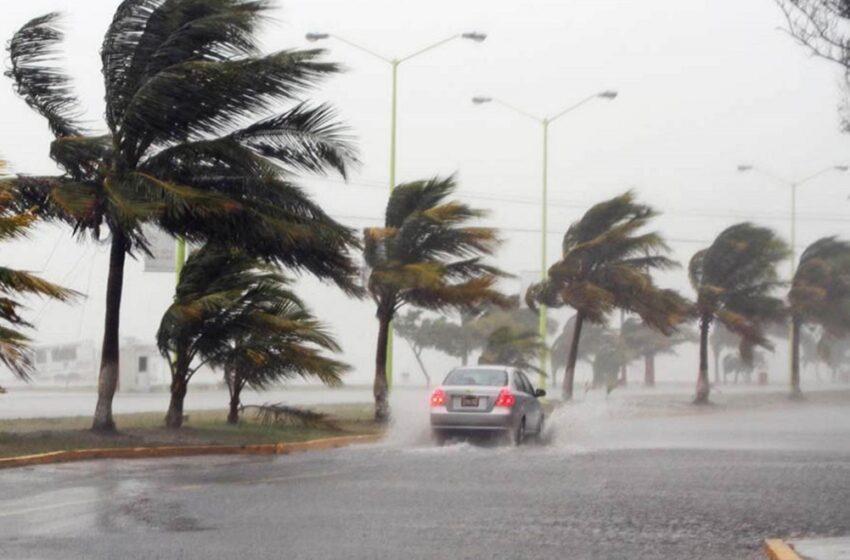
[364,176,509,422]
[157,245,346,427]
[526,192,690,400]
[0,161,76,378]
[689,223,787,404]
[788,237,850,398]
[5,3,360,431]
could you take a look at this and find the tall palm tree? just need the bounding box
[526,192,690,400]
[689,223,787,404]
[4,2,360,431]
[364,176,508,422]
[157,244,346,428]
[0,161,76,379]
[788,237,850,398]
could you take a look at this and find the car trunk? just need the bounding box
[443,385,503,413]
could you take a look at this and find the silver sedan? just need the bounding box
[429,366,546,445]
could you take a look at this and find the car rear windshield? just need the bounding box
[443,369,508,387]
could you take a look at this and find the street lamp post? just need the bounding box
[307,31,486,388]
[473,91,618,389]
[737,164,848,394]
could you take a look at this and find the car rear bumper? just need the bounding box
[430,408,516,431]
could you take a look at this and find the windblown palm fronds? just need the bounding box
[364,176,509,422]
[4,1,360,431]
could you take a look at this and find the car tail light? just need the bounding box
[430,388,446,407]
[494,388,515,407]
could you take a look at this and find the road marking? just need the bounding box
[1,470,350,518]
[0,498,100,519]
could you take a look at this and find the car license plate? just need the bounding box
[461,396,479,407]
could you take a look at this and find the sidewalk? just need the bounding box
[791,537,850,560]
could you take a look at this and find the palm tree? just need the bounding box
[788,237,850,398]
[550,314,608,388]
[0,161,76,379]
[689,223,787,404]
[526,192,690,400]
[620,317,696,387]
[709,323,738,384]
[157,244,346,428]
[393,310,437,387]
[4,3,360,431]
[364,176,508,422]
[478,326,544,374]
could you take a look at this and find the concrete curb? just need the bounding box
[0,433,382,470]
[764,539,803,560]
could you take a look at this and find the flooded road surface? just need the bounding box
[1,396,849,559]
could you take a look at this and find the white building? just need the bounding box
[30,338,173,391]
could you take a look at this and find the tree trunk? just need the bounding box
[411,346,431,388]
[374,314,391,423]
[790,316,803,400]
[619,364,628,385]
[644,353,656,387]
[712,346,721,385]
[165,376,187,428]
[563,312,585,401]
[91,232,127,432]
[165,342,190,429]
[227,372,244,425]
[694,315,711,404]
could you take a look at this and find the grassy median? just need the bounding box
[0,403,380,459]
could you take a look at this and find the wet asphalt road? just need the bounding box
[2,400,850,560]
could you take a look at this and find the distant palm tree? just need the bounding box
[0,161,76,379]
[157,245,346,428]
[709,323,739,384]
[526,192,690,400]
[620,317,697,387]
[4,3,360,431]
[478,326,544,374]
[364,176,508,422]
[788,237,850,398]
[689,223,787,404]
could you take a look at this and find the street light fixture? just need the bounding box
[473,90,619,389]
[307,30,486,389]
[736,163,848,395]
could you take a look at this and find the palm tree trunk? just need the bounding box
[411,346,431,388]
[227,370,245,425]
[374,313,392,423]
[619,364,628,385]
[694,315,711,404]
[790,316,803,400]
[712,346,721,385]
[91,232,127,432]
[563,312,585,401]
[165,341,190,429]
[644,353,656,387]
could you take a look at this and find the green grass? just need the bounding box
[0,403,380,459]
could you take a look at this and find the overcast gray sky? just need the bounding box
[2,0,849,385]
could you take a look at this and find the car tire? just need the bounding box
[535,415,545,441]
[512,418,525,447]
[432,429,447,447]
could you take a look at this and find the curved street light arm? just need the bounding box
[489,98,543,123]
[548,94,600,123]
[398,34,461,63]
[327,34,393,63]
